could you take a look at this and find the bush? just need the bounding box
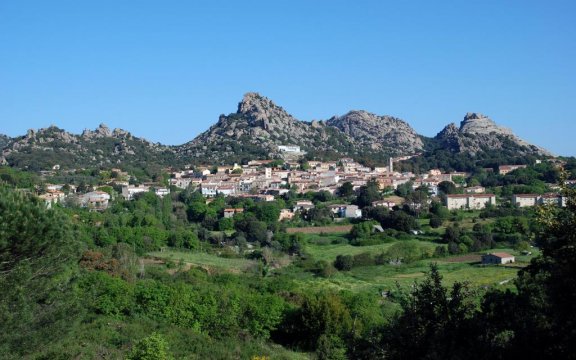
[429,216,443,228]
[127,332,174,360]
[334,255,354,271]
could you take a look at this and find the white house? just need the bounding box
[498,165,527,175]
[121,185,149,200]
[80,191,111,211]
[327,204,362,218]
[293,200,315,212]
[482,252,515,265]
[223,208,244,218]
[38,190,66,209]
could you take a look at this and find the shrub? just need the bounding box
[334,255,354,271]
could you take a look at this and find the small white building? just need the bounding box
[121,185,149,200]
[372,199,398,209]
[464,186,486,194]
[155,187,170,198]
[223,208,244,218]
[278,145,301,153]
[498,164,527,175]
[327,204,362,218]
[80,191,111,211]
[293,200,315,212]
[482,252,515,265]
[169,177,193,189]
[38,190,66,209]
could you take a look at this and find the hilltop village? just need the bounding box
[36,152,568,216]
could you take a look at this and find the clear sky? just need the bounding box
[1,1,575,155]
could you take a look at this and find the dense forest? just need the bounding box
[0,163,575,359]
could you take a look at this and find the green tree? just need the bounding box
[386,264,478,359]
[0,186,80,355]
[127,333,174,360]
[438,181,457,195]
[350,221,377,240]
[356,180,382,208]
[486,175,576,358]
[295,293,353,350]
[338,181,354,198]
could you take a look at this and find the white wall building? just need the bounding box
[445,194,496,210]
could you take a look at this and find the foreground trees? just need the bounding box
[373,176,576,360]
[0,186,80,355]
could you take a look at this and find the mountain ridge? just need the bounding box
[0,93,552,170]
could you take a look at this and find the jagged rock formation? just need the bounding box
[435,113,551,156]
[326,110,423,154]
[177,93,423,164]
[1,124,177,170]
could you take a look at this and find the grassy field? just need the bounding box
[150,237,538,300]
[304,240,438,263]
[293,258,524,293]
[297,235,536,293]
[148,250,257,273]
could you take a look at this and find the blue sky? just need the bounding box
[1,1,575,155]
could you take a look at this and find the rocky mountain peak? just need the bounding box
[437,123,459,137]
[459,112,510,135]
[435,113,551,156]
[327,110,424,154]
[95,123,112,137]
[463,112,487,121]
[236,92,297,130]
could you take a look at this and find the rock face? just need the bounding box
[435,113,551,156]
[326,110,423,154]
[1,124,176,170]
[178,92,424,163]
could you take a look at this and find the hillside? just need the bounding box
[1,124,178,171]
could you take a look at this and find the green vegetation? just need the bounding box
[1,161,575,359]
[148,250,258,273]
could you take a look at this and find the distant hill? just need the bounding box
[0,93,552,171]
[1,124,178,171]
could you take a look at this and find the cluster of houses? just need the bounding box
[34,158,568,216]
[170,158,435,199]
[38,186,112,211]
[36,168,170,211]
